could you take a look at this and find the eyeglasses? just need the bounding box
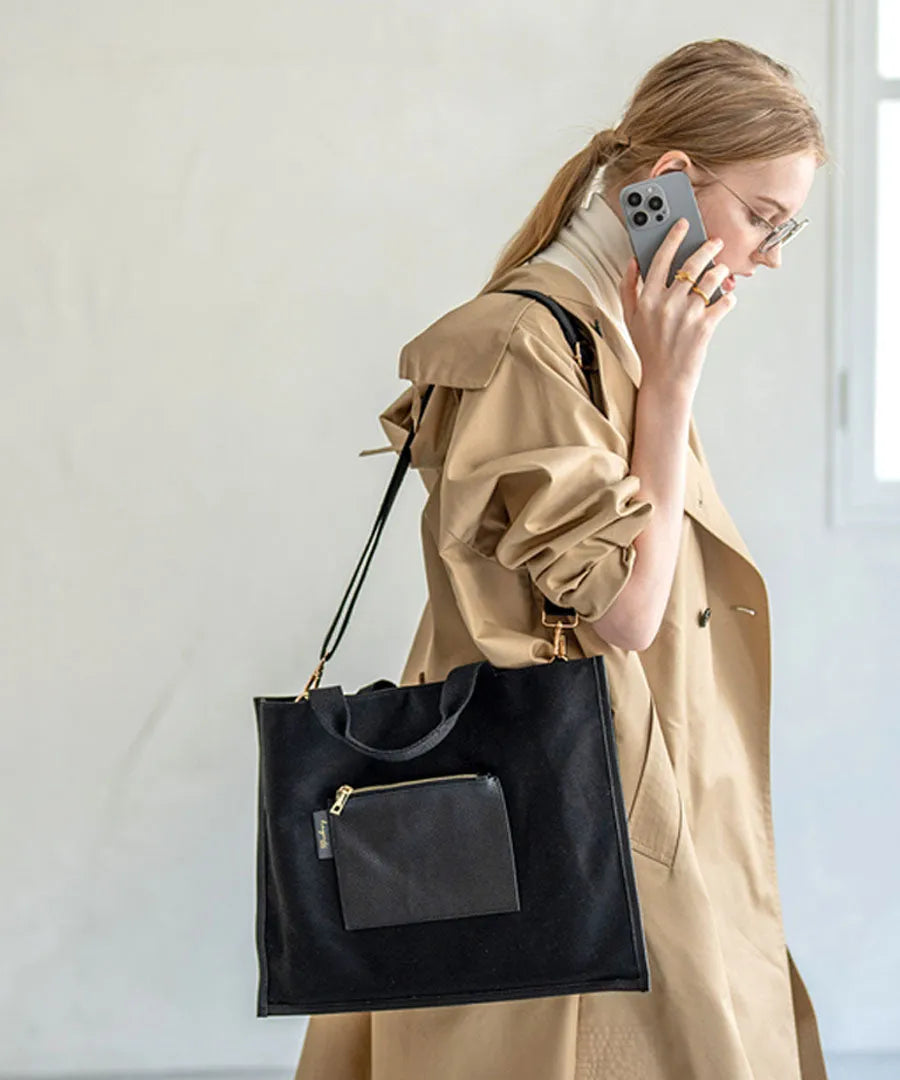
[692,161,809,255]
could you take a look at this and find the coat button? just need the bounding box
[698,607,712,627]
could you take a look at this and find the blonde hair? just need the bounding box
[479,38,829,294]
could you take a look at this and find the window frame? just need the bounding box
[830,0,900,525]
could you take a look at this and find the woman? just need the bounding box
[295,38,830,1080]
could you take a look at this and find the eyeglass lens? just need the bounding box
[760,218,808,253]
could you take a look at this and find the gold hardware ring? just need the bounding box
[690,284,712,305]
[540,607,578,661]
[673,268,697,285]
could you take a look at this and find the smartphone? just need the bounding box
[619,171,723,305]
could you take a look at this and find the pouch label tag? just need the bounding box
[312,810,333,860]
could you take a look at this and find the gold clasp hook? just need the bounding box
[541,608,579,661]
[295,657,326,702]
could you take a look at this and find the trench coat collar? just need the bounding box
[453,259,761,577]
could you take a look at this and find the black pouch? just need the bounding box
[313,772,521,931]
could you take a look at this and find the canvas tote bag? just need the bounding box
[252,289,649,1016]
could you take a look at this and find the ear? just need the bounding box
[648,150,692,179]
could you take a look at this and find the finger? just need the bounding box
[676,235,727,286]
[696,259,731,285]
[632,257,644,303]
[702,289,737,329]
[619,257,639,323]
[644,217,690,292]
[693,260,732,297]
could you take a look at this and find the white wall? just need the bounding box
[0,1,894,1076]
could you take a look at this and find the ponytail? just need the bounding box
[476,128,632,296]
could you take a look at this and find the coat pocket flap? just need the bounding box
[626,701,683,869]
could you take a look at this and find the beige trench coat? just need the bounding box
[293,257,829,1080]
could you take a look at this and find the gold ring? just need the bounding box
[673,269,697,285]
[690,284,711,305]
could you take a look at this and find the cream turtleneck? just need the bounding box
[529,172,632,297]
[527,164,640,380]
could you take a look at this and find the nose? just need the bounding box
[753,242,783,270]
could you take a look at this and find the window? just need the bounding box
[831,0,900,523]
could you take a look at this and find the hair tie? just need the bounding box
[591,129,632,158]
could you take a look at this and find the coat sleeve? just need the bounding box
[437,311,654,623]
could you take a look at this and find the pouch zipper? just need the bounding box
[329,773,484,816]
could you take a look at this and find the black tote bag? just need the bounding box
[253,290,649,1016]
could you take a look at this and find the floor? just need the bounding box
[2,1052,898,1079]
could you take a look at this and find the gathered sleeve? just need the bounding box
[437,314,654,623]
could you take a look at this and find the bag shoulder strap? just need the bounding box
[299,289,605,698]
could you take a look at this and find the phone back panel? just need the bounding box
[619,171,722,304]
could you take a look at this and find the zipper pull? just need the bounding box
[329,785,353,816]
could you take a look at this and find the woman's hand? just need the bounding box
[618,217,736,398]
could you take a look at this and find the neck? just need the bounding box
[528,172,633,310]
[601,192,628,226]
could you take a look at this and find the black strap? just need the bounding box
[311,289,604,673]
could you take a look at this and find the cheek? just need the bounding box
[698,202,736,247]
[696,197,753,270]
[706,216,750,270]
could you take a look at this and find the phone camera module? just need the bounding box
[633,210,648,226]
[648,195,664,211]
[626,191,643,207]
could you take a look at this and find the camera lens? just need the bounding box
[626,191,642,207]
[655,213,665,222]
[648,195,663,211]
[633,210,648,226]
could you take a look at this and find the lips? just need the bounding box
[721,274,737,293]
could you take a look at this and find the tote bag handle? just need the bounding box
[308,658,489,761]
[297,290,605,701]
